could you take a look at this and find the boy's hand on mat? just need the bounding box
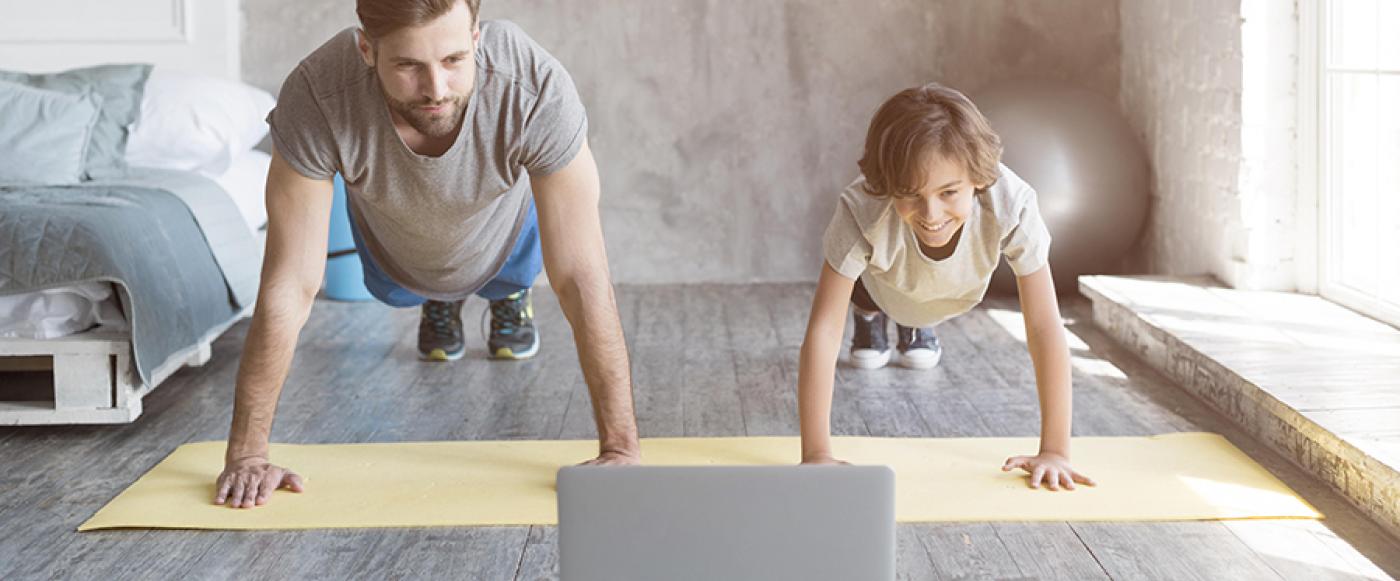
[1001,453,1095,491]
[578,450,641,466]
[214,458,306,508]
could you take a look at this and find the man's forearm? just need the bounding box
[554,274,639,454]
[226,289,315,463]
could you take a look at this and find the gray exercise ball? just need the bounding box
[977,80,1150,295]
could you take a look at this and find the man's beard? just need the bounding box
[384,90,467,138]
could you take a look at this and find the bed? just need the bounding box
[0,0,270,424]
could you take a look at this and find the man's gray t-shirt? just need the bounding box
[267,20,587,300]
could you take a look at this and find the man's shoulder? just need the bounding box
[478,20,539,61]
[477,20,564,95]
[290,27,374,102]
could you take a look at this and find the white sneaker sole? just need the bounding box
[899,348,941,369]
[850,348,892,369]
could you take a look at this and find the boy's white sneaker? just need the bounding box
[897,325,942,369]
[850,347,893,369]
[849,310,891,369]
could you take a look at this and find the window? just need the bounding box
[1309,0,1400,327]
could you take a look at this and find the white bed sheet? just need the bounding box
[209,149,271,235]
[0,283,129,339]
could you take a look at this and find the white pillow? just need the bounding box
[125,69,275,175]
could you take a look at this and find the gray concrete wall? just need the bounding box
[242,0,1119,284]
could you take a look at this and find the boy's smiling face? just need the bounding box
[892,154,977,249]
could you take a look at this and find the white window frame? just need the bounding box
[1303,0,1400,328]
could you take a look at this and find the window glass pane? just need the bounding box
[1321,0,1400,324]
[1376,75,1400,306]
[1327,0,1378,70]
[1379,0,1400,70]
[1329,72,1379,293]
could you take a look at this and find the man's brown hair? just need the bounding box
[858,82,1002,198]
[357,0,480,40]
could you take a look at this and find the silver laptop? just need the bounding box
[556,465,895,581]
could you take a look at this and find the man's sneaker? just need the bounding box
[850,309,892,369]
[419,299,466,361]
[896,324,942,369]
[488,289,540,360]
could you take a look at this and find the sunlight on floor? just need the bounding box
[1071,356,1129,380]
[984,308,1128,379]
[983,308,1091,352]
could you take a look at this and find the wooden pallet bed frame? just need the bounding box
[0,305,252,425]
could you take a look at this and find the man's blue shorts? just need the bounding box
[348,200,543,308]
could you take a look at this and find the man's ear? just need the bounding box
[356,29,375,68]
[472,21,480,45]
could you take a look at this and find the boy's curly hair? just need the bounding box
[858,82,1002,198]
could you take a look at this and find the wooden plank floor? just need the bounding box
[1,284,1397,580]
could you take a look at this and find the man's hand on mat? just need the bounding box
[214,458,306,508]
[1001,453,1095,491]
[578,449,641,466]
[800,454,850,466]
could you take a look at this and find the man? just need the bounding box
[215,0,640,509]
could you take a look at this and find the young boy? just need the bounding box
[797,83,1094,491]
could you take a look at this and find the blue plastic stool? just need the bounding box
[324,174,375,302]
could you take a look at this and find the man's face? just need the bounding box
[891,154,977,249]
[358,1,479,138]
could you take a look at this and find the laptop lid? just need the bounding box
[557,465,895,581]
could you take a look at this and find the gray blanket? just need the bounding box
[0,168,261,385]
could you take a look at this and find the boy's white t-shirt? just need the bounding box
[822,164,1052,328]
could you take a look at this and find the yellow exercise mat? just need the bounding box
[79,433,1320,531]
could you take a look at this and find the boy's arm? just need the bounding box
[798,263,857,463]
[1006,263,1094,489]
[1015,264,1072,457]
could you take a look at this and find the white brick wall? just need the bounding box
[1235,0,1299,291]
[1120,0,1245,282]
[1120,0,1301,291]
